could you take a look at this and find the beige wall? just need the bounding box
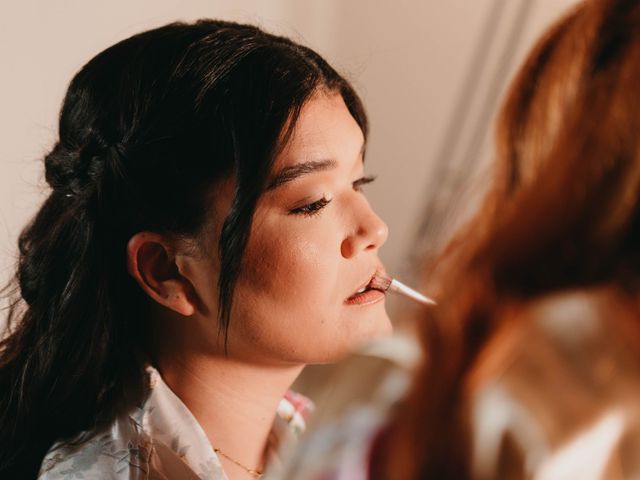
[1,0,578,314]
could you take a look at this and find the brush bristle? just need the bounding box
[369,273,392,292]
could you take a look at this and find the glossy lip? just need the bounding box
[345,266,387,303]
[344,288,386,306]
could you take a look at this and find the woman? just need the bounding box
[0,20,390,479]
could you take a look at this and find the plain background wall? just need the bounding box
[1,0,579,320]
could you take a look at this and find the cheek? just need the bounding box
[240,221,339,311]
[228,217,350,361]
[226,213,391,363]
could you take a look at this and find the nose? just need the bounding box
[340,200,389,259]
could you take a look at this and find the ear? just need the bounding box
[126,232,196,316]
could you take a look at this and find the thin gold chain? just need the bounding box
[214,447,264,478]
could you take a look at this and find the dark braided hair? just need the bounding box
[0,19,367,478]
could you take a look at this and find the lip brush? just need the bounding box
[370,274,437,307]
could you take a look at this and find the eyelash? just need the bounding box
[353,175,377,192]
[289,175,377,217]
[290,196,332,217]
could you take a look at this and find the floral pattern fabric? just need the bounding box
[38,365,313,480]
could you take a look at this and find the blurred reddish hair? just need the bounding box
[377,0,640,477]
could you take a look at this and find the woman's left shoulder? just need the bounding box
[475,286,640,377]
[467,286,640,479]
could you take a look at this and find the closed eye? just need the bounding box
[289,197,332,217]
[353,175,377,192]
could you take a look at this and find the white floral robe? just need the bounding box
[38,365,312,480]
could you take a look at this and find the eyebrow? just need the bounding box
[266,142,367,191]
[266,159,338,191]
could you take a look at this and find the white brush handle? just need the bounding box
[389,279,437,306]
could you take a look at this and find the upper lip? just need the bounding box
[348,266,386,299]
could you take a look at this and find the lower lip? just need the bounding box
[344,289,386,306]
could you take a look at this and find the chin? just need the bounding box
[362,311,394,342]
[354,304,393,339]
[315,311,393,364]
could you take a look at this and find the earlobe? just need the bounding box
[126,232,197,316]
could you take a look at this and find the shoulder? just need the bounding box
[38,414,152,480]
[468,286,640,478]
[473,286,640,382]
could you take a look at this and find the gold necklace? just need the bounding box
[214,447,264,478]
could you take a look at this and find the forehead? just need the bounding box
[275,91,365,169]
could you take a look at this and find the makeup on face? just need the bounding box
[193,91,394,364]
[345,270,436,307]
[344,269,387,306]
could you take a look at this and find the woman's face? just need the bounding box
[191,90,390,364]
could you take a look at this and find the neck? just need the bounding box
[154,350,303,477]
